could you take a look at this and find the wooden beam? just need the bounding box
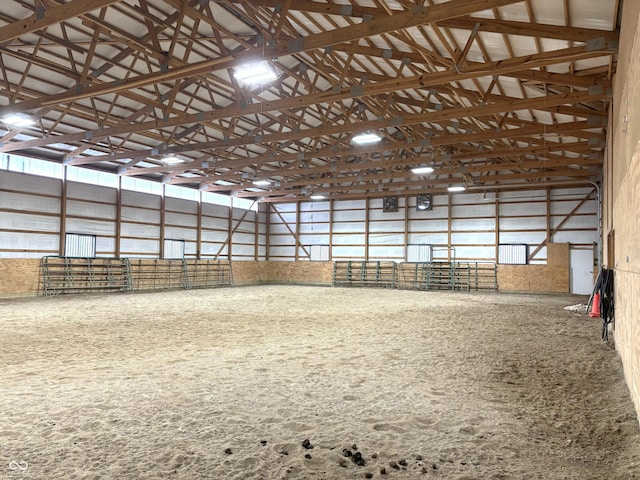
[437,16,618,43]
[0,0,122,44]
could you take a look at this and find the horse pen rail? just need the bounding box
[40,257,233,295]
[333,261,497,291]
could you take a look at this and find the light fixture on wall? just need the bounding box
[351,132,381,145]
[447,185,466,192]
[233,60,277,85]
[411,166,434,175]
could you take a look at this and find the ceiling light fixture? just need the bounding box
[252,180,271,187]
[2,113,34,127]
[161,153,183,165]
[411,166,434,175]
[351,132,381,145]
[310,194,327,200]
[447,185,466,192]
[233,60,277,85]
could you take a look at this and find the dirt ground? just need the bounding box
[1,285,639,480]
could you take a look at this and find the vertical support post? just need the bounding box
[329,199,334,261]
[159,184,166,259]
[495,191,500,262]
[404,194,409,261]
[365,197,370,261]
[228,196,234,260]
[254,203,260,261]
[196,190,203,260]
[115,176,122,258]
[59,165,68,256]
[447,193,452,262]
[295,201,300,261]
[265,203,271,261]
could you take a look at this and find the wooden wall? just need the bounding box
[1,250,572,297]
[606,0,640,421]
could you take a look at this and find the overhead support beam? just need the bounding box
[436,16,619,43]
[0,0,525,117]
[0,0,122,44]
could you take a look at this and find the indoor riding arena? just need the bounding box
[2,1,640,480]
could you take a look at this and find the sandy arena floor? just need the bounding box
[1,285,639,479]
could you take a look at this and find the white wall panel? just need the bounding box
[121,223,160,238]
[409,219,448,232]
[1,192,60,214]
[333,199,366,210]
[298,234,330,244]
[0,212,60,231]
[121,190,160,209]
[66,218,115,235]
[201,231,228,242]
[202,203,229,218]
[408,205,448,219]
[121,206,160,223]
[120,238,158,255]
[232,245,255,258]
[369,246,404,258]
[300,211,330,223]
[0,232,57,251]
[66,200,116,220]
[451,218,495,230]
[1,171,60,195]
[333,210,366,221]
[332,222,365,233]
[554,231,598,243]
[202,244,228,256]
[96,237,116,254]
[407,233,448,244]
[369,209,405,221]
[500,217,547,230]
[451,232,496,244]
[232,233,255,244]
[270,212,297,224]
[268,234,296,246]
[369,233,404,245]
[165,212,197,227]
[166,197,197,214]
[332,246,365,258]
[454,246,495,260]
[550,215,597,229]
[499,201,546,216]
[298,223,330,234]
[269,224,297,235]
[368,220,404,233]
[269,246,296,257]
[164,226,197,240]
[67,182,116,203]
[332,234,365,244]
[499,232,546,243]
[451,204,496,217]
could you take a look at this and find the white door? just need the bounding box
[570,248,594,295]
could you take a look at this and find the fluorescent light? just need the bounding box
[447,185,466,192]
[310,194,326,200]
[411,166,434,174]
[233,61,277,85]
[3,113,34,127]
[161,153,183,165]
[252,180,271,187]
[351,132,381,145]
